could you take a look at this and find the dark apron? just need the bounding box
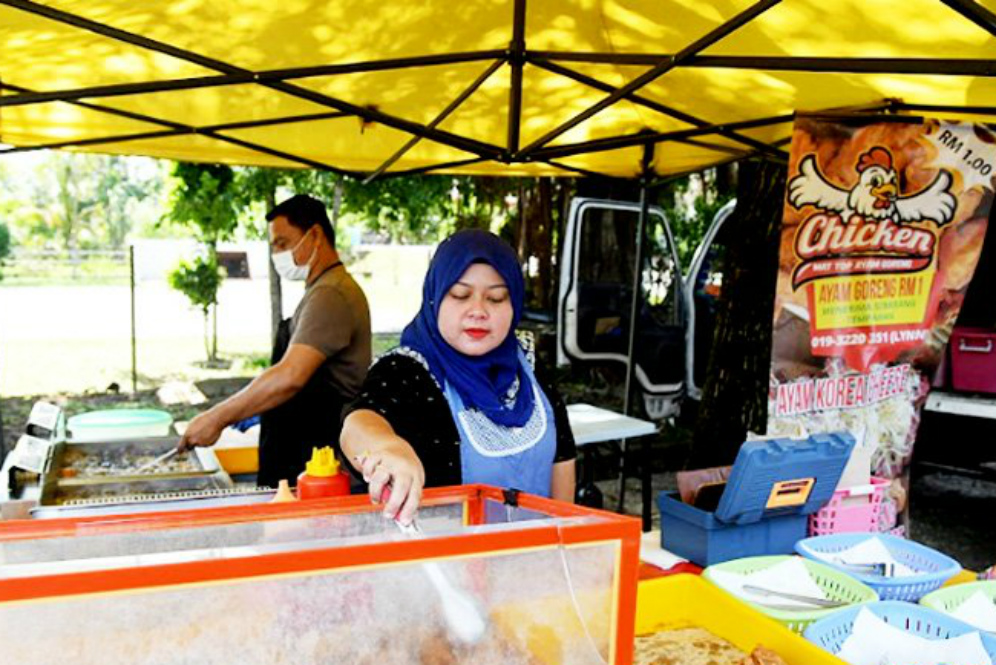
[257,318,344,488]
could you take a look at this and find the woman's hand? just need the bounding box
[342,410,426,525]
[357,438,425,525]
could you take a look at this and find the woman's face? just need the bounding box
[437,262,514,356]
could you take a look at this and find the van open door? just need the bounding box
[558,197,685,418]
[683,199,737,401]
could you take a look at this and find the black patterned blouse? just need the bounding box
[342,348,577,489]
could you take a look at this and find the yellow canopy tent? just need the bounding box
[1,0,994,179]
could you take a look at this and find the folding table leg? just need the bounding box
[575,445,604,509]
[616,438,628,513]
[641,434,653,531]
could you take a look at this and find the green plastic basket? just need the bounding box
[920,580,996,632]
[703,555,879,634]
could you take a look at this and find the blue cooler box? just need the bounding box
[658,432,855,566]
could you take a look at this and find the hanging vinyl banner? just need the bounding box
[767,116,995,531]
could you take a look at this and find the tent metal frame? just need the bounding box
[1,0,994,179]
[2,0,994,508]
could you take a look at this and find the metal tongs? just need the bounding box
[834,560,897,577]
[395,518,488,646]
[741,584,848,609]
[133,448,180,473]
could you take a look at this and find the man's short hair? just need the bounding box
[266,194,336,247]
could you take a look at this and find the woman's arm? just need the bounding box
[551,459,576,503]
[340,409,425,525]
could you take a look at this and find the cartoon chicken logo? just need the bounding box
[788,147,957,226]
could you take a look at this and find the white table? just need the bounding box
[924,390,996,420]
[566,403,658,529]
[567,403,658,446]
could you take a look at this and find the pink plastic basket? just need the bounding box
[808,476,889,536]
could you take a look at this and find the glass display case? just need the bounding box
[0,485,640,665]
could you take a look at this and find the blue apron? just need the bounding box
[443,351,557,497]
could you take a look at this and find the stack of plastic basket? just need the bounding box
[803,601,996,661]
[795,533,961,602]
[702,555,878,634]
[794,534,995,663]
[807,477,889,536]
[920,580,996,633]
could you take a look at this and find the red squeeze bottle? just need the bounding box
[296,447,350,499]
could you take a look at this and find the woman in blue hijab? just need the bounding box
[341,230,577,524]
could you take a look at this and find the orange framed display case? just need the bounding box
[0,485,641,665]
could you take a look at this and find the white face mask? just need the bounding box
[271,230,316,281]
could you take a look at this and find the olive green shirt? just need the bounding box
[290,264,371,400]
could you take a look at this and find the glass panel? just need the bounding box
[1,504,465,577]
[0,502,606,579]
[0,541,619,665]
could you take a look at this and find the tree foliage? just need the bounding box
[0,220,11,281]
[0,153,163,251]
[168,254,226,362]
[168,255,224,315]
[165,162,240,363]
[0,221,10,262]
[166,162,239,248]
[653,167,737,270]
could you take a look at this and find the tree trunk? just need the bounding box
[265,189,282,344]
[211,302,219,362]
[207,241,220,363]
[332,180,343,223]
[202,307,212,363]
[714,162,738,200]
[533,178,554,309]
[691,159,786,468]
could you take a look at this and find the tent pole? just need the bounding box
[130,245,138,395]
[515,0,783,157]
[364,58,505,183]
[532,113,794,160]
[0,396,5,465]
[528,57,785,158]
[622,144,654,418]
[618,143,655,528]
[506,0,527,154]
[938,0,996,38]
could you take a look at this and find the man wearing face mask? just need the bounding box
[178,194,372,488]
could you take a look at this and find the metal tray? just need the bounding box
[30,487,275,518]
[40,473,235,507]
[38,437,233,507]
[46,437,222,481]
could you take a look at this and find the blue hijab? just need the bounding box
[400,229,534,427]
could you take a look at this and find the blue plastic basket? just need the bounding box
[803,601,996,660]
[795,533,961,602]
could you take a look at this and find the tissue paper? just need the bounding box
[708,557,827,609]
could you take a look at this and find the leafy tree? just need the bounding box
[93,157,164,249]
[0,153,163,252]
[653,167,736,271]
[232,167,345,341]
[168,254,226,363]
[0,221,11,281]
[165,162,239,364]
[166,163,239,248]
[337,175,523,243]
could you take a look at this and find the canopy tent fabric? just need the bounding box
[1,0,995,179]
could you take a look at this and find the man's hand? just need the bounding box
[177,410,226,452]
